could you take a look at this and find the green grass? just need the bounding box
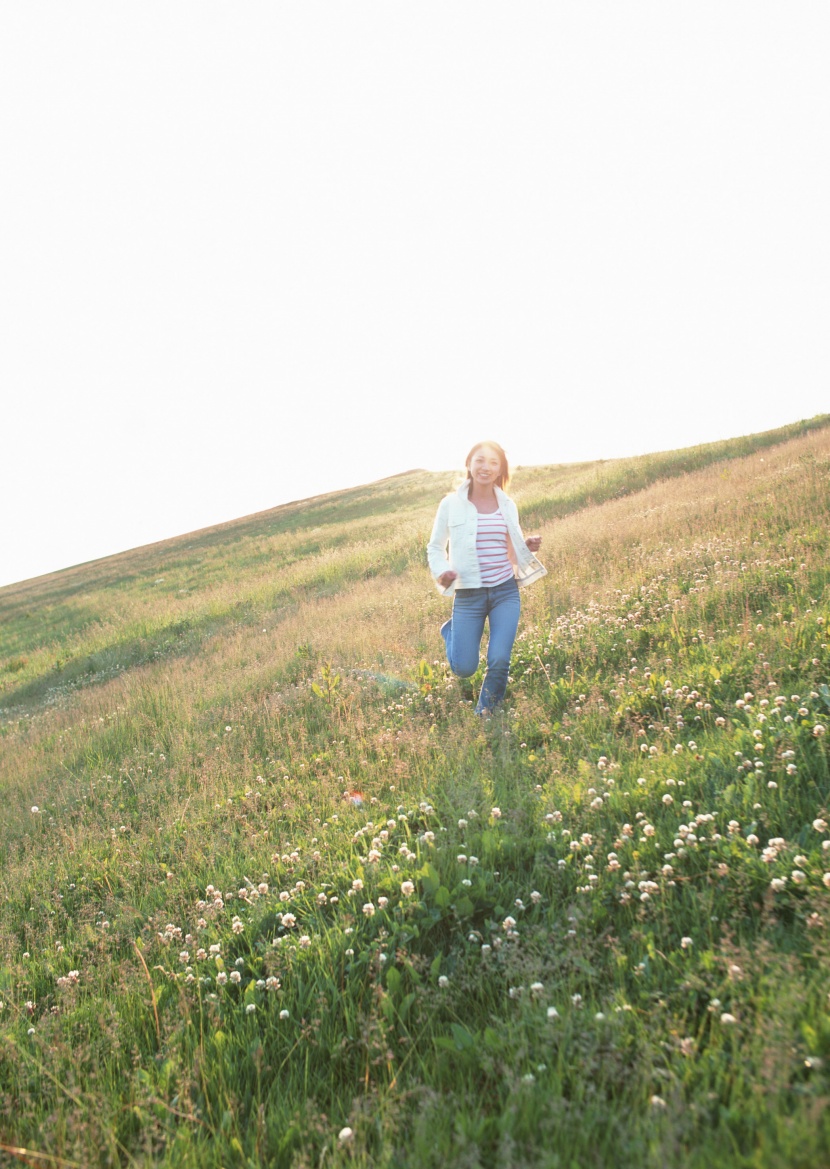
[1,415,829,1167]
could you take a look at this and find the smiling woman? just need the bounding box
[426,441,546,714]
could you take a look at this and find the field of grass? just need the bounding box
[1,415,829,1168]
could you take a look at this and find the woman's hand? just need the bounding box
[525,535,542,553]
[437,570,458,588]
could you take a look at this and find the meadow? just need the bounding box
[1,414,829,1168]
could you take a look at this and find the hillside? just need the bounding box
[1,415,829,1168]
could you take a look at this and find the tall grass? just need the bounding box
[0,417,829,1167]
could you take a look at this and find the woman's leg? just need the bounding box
[477,579,521,712]
[442,589,487,678]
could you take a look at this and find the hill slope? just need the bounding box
[1,415,829,1168]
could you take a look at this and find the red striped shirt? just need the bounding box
[475,511,514,586]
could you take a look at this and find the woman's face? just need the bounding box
[468,445,502,487]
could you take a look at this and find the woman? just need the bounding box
[427,441,546,715]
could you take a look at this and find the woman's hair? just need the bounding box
[465,441,510,490]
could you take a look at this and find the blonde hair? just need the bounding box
[465,441,510,490]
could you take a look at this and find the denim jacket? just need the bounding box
[426,481,547,596]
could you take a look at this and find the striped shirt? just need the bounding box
[475,510,514,586]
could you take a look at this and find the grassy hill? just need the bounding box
[1,414,829,1168]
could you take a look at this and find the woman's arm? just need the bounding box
[506,497,542,553]
[426,497,454,582]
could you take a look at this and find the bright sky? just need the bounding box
[2,3,828,588]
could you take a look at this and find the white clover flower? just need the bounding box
[546,1006,559,1020]
[216,972,228,986]
[530,890,542,903]
[438,975,449,988]
[491,807,502,819]
[279,1009,290,1020]
[814,819,828,833]
[814,725,826,737]
[230,970,242,984]
[378,896,388,909]
[400,880,415,897]
[338,1127,354,1145]
[681,937,693,949]
[770,877,787,892]
[720,1012,737,1025]
[245,1003,256,1014]
[792,870,807,885]
[299,935,311,948]
[362,902,375,917]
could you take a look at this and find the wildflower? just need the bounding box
[502,916,517,931]
[216,972,228,986]
[814,819,828,833]
[530,890,542,903]
[651,1095,666,1109]
[299,935,311,948]
[280,913,297,929]
[791,870,807,885]
[351,879,364,892]
[823,874,830,888]
[209,943,221,954]
[30,806,40,814]
[362,902,375,917]
[720,1012,737,1025]
[377,896,388,909]
[258,883,269,895]
[338,1127,354,1145]
[279,1009,290,1019]
[681,937,693,949]
[529,982,544,996]
[546,1006,559,1020]
[814,725,826,737]
[245,1003,256,1014]
[400,880,415,897]
[266,976,280,991]
[491,807,502,819]
[232,919,244,935]
[438,975,449,989]
[770,878,787,892]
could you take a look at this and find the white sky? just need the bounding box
[2,3,828,588]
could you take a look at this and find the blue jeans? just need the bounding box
[441,578,521,712]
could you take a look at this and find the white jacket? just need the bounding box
[427,481,547,596]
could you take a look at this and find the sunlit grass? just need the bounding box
[0,416,829,1167]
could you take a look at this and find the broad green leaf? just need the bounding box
[434,885,451,909]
